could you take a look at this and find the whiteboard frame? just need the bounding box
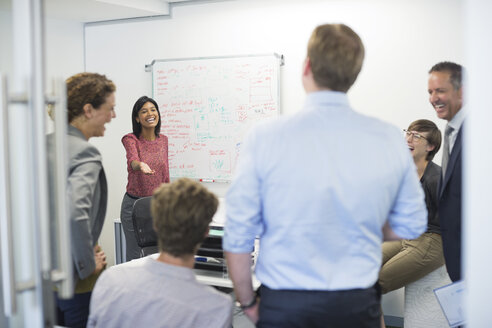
[147,53,284,183]
[145,53,284,71]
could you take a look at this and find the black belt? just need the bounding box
[125,192,140,200]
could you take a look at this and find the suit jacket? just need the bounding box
[438,126,462,282]
[48,126,107,283]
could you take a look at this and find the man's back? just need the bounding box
[224,24,427,327]
[225,91,427,291]
[88,257,233,328]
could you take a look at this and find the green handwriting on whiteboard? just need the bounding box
[152,54,281,181]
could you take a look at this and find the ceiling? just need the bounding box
[0,0,222,23]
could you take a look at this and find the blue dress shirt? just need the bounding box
[223,91,427,290]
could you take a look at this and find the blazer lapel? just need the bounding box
[439,126,463,198]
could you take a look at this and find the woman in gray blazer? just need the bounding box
[48,72,116,328]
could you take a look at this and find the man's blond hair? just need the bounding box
[307,24,364,92]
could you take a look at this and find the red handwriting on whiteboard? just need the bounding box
[154,57,279,180]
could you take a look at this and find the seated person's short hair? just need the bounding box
[151,178,218,257]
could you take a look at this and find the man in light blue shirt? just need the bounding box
[223,24,427,328]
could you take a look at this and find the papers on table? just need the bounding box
[434,280,465,327]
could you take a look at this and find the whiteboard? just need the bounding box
[151,54,282,181]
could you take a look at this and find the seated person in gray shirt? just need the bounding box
[88,178,233,328]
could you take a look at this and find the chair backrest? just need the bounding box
[131,197,158,256]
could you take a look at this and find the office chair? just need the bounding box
[131,196,159,257]
[131,196,227,273]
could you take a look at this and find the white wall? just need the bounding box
[1,10,84,131]
[45,18,85,85]
[464,0,492,325]
[44,18,85,133]
[0,11,84,88]
[84,0,464,267]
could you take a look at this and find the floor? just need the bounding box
[233,307,255,328]
[212,287,255,328]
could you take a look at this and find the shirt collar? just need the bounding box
[448,106,466,131]
[146,256,196,282]
[304,90,350,108]
[68,125,87,140]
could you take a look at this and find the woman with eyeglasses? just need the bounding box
[120,96,170,262]
[378,119,444,326]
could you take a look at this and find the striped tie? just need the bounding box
[442,124,454,176]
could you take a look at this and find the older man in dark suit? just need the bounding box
[428,61,464,282]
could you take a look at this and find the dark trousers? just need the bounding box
[55,291,92,328]
[257,284,381,328]
[120,193,141,261]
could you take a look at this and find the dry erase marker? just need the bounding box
[199,179,215,182]
[195,256,222,263]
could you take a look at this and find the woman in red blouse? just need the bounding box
[120,96,170,261]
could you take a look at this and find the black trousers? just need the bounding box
[55,291,92,328]
[257,284,381,328]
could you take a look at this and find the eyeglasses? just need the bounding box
[403,129,428,141]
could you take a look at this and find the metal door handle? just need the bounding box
[50,79,73,298]
[0,75,17,315]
